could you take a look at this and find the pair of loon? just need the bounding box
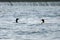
[16,18,45,24]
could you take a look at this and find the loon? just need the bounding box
[41,19,45,24]
[16,18,19,23]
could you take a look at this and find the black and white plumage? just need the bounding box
[41,19,45,24]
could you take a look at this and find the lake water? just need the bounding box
[0,2,60,40]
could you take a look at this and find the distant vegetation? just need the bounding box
[0,0,59,2]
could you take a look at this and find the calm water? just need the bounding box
[0,2,60,40]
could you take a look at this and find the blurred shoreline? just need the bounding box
[0,2,60,6]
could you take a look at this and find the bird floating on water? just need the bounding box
[16,18,19,23]
[41,19,45,24]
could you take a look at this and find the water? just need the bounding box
[0,2,60,40]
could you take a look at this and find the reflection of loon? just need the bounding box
[41,19,45,24]
[16,18,19,23]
